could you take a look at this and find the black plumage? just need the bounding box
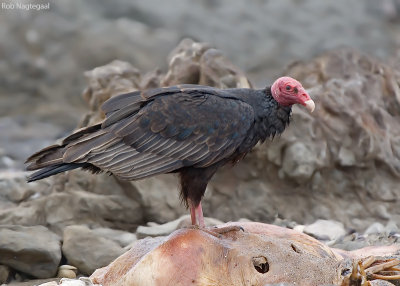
[26,80,310,226]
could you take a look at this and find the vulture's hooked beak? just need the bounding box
[304,99,315,113]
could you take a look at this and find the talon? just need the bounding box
[186,225,245,238]
[213,225,245,235]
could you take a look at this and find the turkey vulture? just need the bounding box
[26,77,314,227]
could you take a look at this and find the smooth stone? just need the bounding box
[0,225,61,278]
[304,219,346,241]
[62,225,125,276]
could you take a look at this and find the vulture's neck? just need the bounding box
[255,87,292,143]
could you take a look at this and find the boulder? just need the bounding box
[0,225,61,278]
[0,187,143,235]
[91,227,137,248]
[62,225,125,276]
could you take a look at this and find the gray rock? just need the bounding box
[0,187,143,235]
[365,222,386,235]
[385,220,399,235]
[198,48,250,88]
[250,47,400,231]
[62,225,125,276]
[129,175,187,223]
[337,146,356,167]
[304,219,346,241]
[0,225,61,278]
[136,216,185,239]
[0,171,51,205]
[162,39,250,89]
[81,60,142,127]
[91,227,137,248]
[280,142,319,183]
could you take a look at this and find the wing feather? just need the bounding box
[60,87,254,180]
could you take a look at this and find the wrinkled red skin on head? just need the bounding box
[271,76,311,107]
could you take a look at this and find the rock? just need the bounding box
[241,47,400,230]
[82,60,142,126]
[162,38,209,86]
[293,225,306,233]
[280,142,320,183]
[129,175,187,224]
[0,188,143,235]
[62,225,125,276]
[198,48,251,88]
[0,225,61,278]
[365,222,386,235]
[304,219,347,241]
[136,219,182,239]
[0,171,51,206]
[0,265,10,284]
[91,227,137,248]
[385,221,399,235]
[337,146,356,166]
[162,38,250,88]
[57,265,77,279]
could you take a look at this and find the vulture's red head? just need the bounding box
[271,77,315,112]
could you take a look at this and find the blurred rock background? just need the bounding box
[1,0,400,284]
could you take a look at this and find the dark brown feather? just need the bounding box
[26,85,292,208]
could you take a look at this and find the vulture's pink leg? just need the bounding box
[190,201,205,227]
[188,200,242,236]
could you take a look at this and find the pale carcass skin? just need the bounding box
[91,222,400,286]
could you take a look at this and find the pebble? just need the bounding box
[0,265,10,284]
[57,265,77,279]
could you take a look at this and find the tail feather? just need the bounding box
[25,145,65,171]
[27,163,86,182]
[25,123,104,182]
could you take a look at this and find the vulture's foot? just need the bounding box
[184,225,244,238]
[346,256,400,285]
[211,225,245,235]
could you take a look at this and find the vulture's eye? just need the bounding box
[285,85,291,91]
